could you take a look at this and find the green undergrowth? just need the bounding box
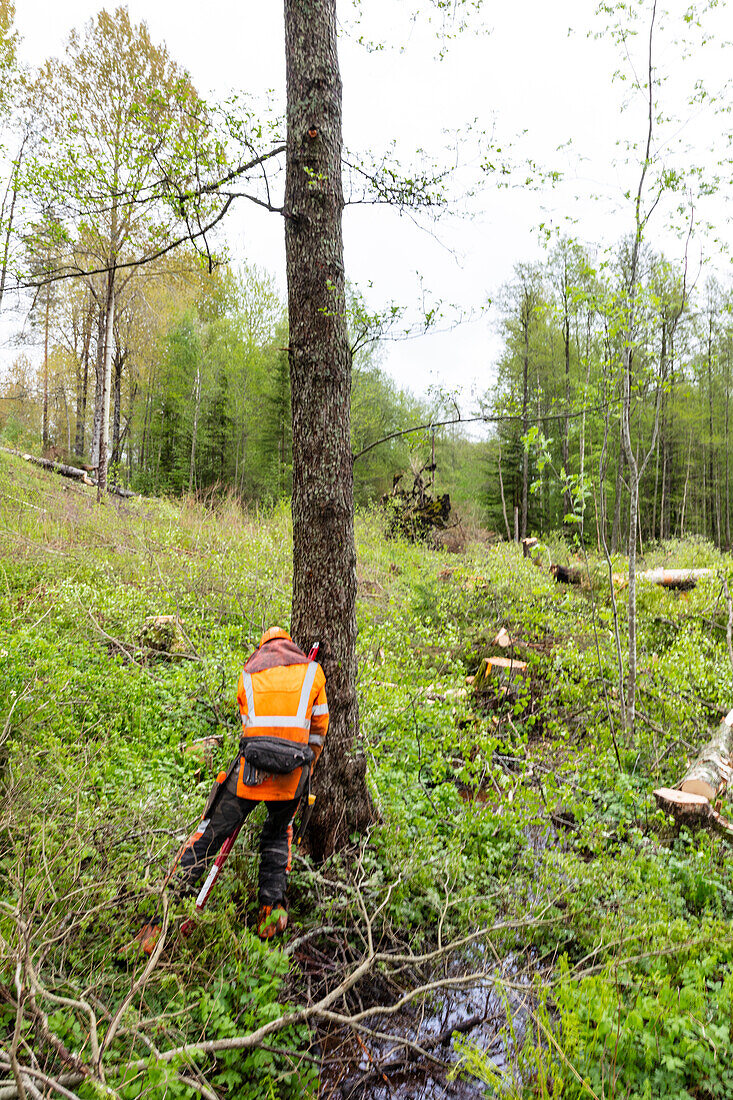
[3,451,733,1098]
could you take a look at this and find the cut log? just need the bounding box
[1,447,136,497]
[484,656,528,674]
[5,447,94,484]
[678,711,733,800]
[482,627,531,663]
[653,787,733,842]
[653,788,713,821]
[522,537,539,558]
[654,709,733,843]
[472,655,528,693]
[638,568,713,590]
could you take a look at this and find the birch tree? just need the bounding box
[26,7,226,496]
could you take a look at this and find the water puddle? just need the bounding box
[317,952,532,1099]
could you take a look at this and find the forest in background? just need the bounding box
[487,245,733,550]
[7,226,733,552]
[1,3,732,554]
[0,0,449,507]
[0,257,454,506]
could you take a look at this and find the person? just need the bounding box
[141,627,328,948]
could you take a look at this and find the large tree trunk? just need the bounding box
[521,321,529,540]
[90,306,105,470]
[97,280,115,499]
[655,712,733,840]
[562,308,571,522]
[111,349,123,487]
[284,0,374,860]
[74,299,93,458]
[611,422,624,554]
[42,283,50,450]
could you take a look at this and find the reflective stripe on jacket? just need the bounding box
[236,633,329,801]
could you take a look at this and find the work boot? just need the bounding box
[257,902,288,940]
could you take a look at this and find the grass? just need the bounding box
[3,449,733,1099]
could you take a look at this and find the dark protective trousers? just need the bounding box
[176,767,299,906]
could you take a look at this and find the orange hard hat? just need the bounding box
[258,626,291,647]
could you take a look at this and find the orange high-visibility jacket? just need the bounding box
[236,628,329,801]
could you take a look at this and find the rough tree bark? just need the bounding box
[73,298,93,458]
[655,711,733,840]
[284,0,374,859]
[111,348,124,487]
[42,282,50,450]
[90,306,105,470]
[97,279,115,500]
[520,304,530,540]
[611,422,624,553]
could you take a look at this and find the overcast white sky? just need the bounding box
[12,0,733,416]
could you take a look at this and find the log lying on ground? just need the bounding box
[1,447,136,497]
[472,655,528,693]
[638,567,713,590]
[654,710,733,842]
[2,446,94,484]
[546,561,712,591]
[550,563,583,586]
[677,711,733,800]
